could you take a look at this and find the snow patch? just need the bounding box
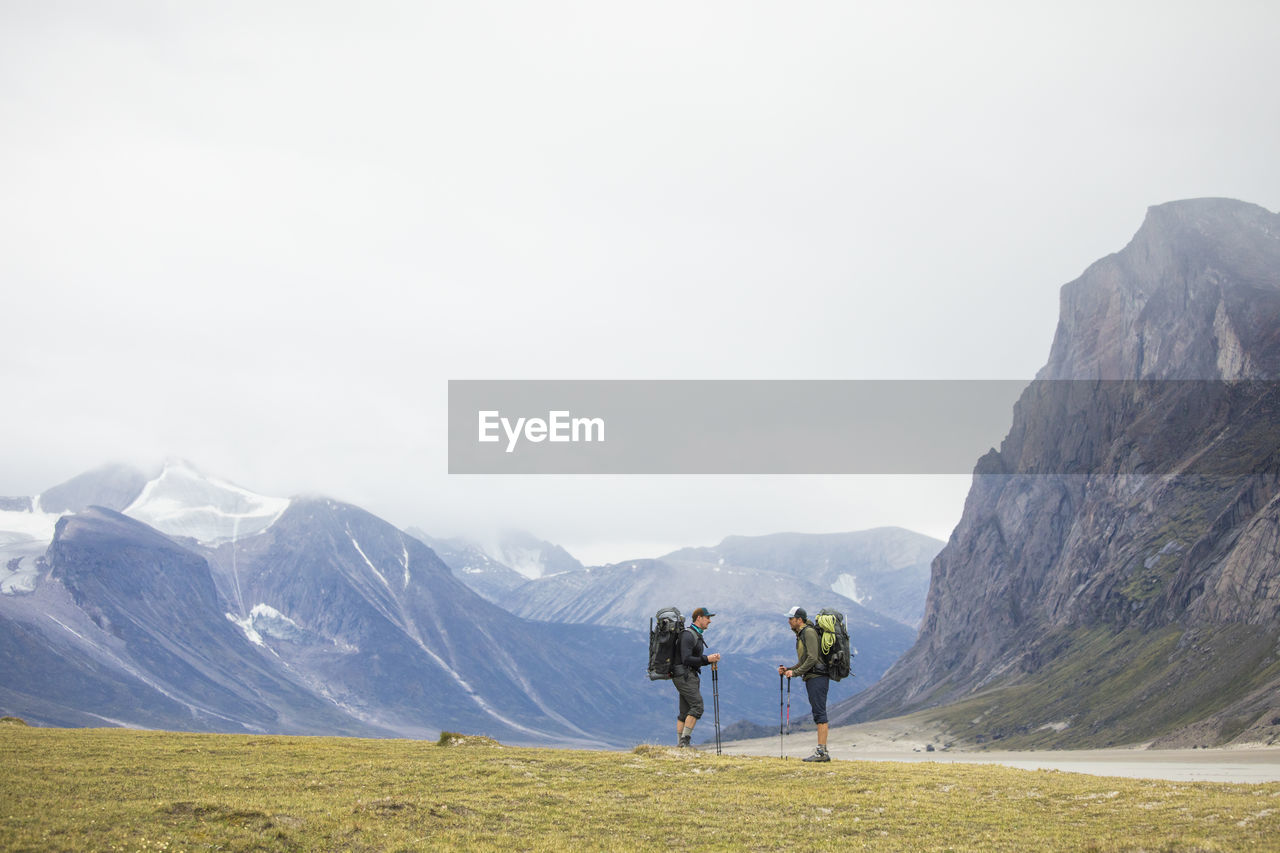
[0,506,64,544]
[347,529,390,588]
[45,614,90,644]
[124,460,289,545]
[401,539,411,589]
[227,612,265,646]
[246,603,311,643]
[250,603,288,621]
[831,573,868,605]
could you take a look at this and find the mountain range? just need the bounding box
[0,463,658,745]
[0,461,937,745]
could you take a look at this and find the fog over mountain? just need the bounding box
[5,5,1278,564]
[405,531,532,605]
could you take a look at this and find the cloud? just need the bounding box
[3,2,1279,561]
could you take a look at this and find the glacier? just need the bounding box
[124,460,290,545]
[0,503,66,595]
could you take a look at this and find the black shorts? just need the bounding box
[674,670,703,720]
[806,675,830,725]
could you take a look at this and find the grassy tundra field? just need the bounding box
[2,724,1279,851]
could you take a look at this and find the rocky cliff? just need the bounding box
[836,199,1280,748]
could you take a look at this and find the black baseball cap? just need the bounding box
[786,606,807,620]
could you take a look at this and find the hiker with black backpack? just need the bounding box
[778,606,830,762]
[674,607,721,749]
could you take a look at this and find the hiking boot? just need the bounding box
[802,746,831,762]
[678,735,692,749]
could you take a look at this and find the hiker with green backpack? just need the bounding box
[779,606,832,762]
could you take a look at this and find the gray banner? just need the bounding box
[448,379,1280,475]
[449,380,1027,474]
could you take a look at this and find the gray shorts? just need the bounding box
[674,670,703,720]
[806,675,830,725]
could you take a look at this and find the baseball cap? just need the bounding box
[786,606,807,620]
[691,607,716,620]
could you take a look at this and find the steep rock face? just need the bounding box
[838,199,1280,747]
[42,508,381,735]
[1041,198,1280,381]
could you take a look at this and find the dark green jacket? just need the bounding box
[792,623,825,680]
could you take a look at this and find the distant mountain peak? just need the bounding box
[123,462,290,545]
[37,463,153,515]
[478,529,584,580]
[1138,197,1277,236]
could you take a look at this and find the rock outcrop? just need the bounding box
[835,199,1280,748]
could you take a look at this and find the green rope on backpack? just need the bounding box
[816,614,837,655]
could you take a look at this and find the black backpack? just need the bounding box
[647,606,685,680]
[813,608,854,682]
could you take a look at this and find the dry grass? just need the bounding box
[2,726,1279,851]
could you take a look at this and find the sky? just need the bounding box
[4,2,1280,565]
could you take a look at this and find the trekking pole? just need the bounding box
[779,671,784,758]
[780,675,793,759]
[711,662,721,756]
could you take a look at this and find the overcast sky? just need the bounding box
[4,2,1280,564]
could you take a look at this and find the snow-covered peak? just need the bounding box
[124,460,289,545]
[477,529,584,580]
[0,502,64,594]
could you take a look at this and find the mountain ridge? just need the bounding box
[0,485,667,745]
[1,464,938,744]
